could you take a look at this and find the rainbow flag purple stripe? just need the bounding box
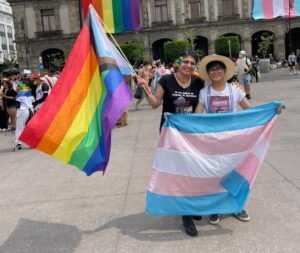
[82,0,141,33]
[253,0,300,20]
[20,6,133,175]
[146,102,282,216]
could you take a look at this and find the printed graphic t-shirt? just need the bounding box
[159,74,204,129]
[199,83,245,113]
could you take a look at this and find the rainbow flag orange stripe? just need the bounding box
[82,0,141,33]
[20,6,133,175]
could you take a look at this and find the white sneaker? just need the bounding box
[1,128,7,132]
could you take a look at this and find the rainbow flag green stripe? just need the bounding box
[82,0,141,33]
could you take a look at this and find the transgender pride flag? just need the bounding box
[253,0,300,20]
[146,102,282,216]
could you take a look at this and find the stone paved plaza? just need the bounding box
[0,69,299,253]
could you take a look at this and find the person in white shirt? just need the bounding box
[195,54,282,226]
[236,50,253,99]
[14,82,35,151]
[288,51,297,75]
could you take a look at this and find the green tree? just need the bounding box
[257,33,274,58]
[215,36,240,57]
[183,28,205,58]
[48,52,65,73]
[164,40,189,63]
[119,42,143,67]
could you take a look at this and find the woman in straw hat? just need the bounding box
[195,54,282,225]
[137,50,205,237]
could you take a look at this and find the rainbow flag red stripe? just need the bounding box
[82,0,141,33]
[20,6,133,175]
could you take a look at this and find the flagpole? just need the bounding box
[90,7,136,75]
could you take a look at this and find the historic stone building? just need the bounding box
[8,0,81,71]
[8,0,300,71]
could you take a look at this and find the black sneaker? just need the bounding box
[13,144,22,151]
[182,216,198,237]
[208,214,220,225]
[246,94,251,100]
[234,210,250,222]
[191,215,202,220]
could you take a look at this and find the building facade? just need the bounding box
[8,0,300,71]
[8,0,80,72]
[0,0,16,64]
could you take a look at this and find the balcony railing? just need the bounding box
[218,14,240,21]
[35,30,63,38]
[151,20,173,27]
[185,17,207,24]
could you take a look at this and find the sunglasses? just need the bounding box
[182,60,196,66]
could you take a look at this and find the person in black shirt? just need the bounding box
[2,80,17,131]
[137,50,205,237]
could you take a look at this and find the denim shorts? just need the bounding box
[5,105,16,109]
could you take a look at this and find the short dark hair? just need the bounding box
[206,61,226,72]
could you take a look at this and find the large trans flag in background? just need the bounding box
[82,0,141,33]
[253,0,300,20]
[20,6,133,176]
[146,102,282,216]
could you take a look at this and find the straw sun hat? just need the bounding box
[198,54,235,83]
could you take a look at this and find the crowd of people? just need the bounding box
[0,49,284,237]
[133,50,262,107]
[0,72,57,151]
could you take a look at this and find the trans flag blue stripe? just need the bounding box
[162,102,282,134]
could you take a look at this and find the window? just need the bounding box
[189,0,203,19]
[154,0,168,22]
[41,9,56,32]
[6,16,11,24]
[222,0,235,16]
[0,24,5,37]
[7,26,12,38]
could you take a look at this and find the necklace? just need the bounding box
[175,73,191,87]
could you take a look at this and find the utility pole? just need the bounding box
[228,39,232,58]
[78,0,83,27]
[288,0,294,53]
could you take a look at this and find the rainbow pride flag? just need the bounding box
[82,0,141,33]
[20,6,133,176]
[253,0,300,20]
[146,102,282,215]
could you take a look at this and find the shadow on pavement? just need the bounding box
[0,218,82,253]
[83,212,233,241]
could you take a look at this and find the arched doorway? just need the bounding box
[251,31,274,58]
[152,39,172,62]
[194,36,208,57]
[41,48,65,73]
[285,27,300,57]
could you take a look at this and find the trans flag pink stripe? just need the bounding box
[149,169,225,197]
[263,0,274,19]
[159,124,268,156]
